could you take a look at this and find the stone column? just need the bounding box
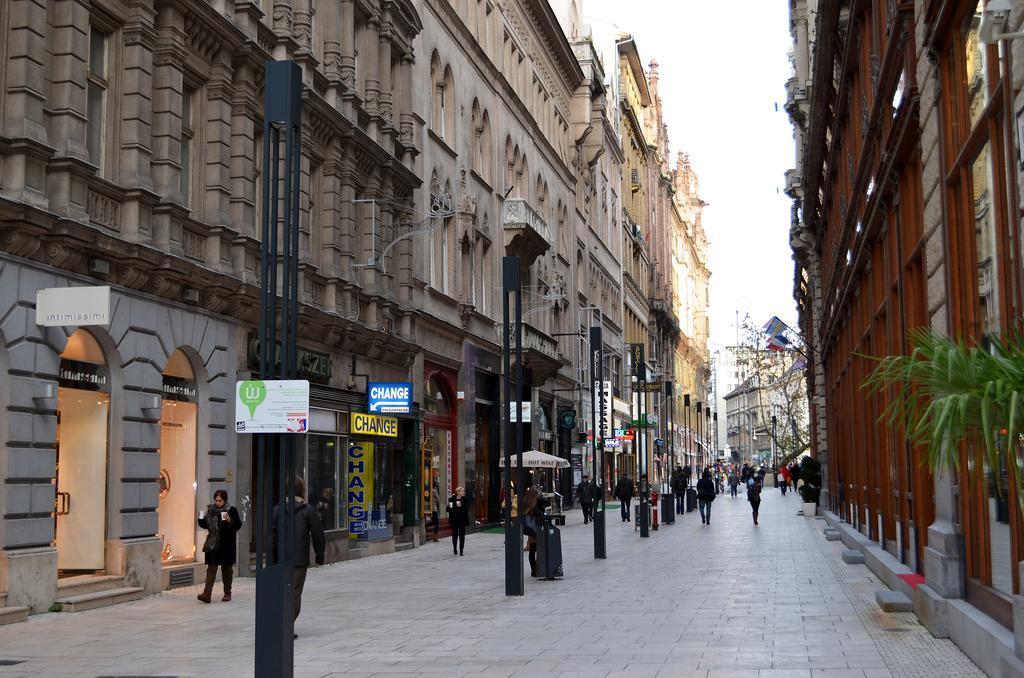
[361,14,381,135]
[151,2,187,252]
[378,26,393,130]
[228,61,259,239]
[119,7,158,244]
[44,0,90,222]
[204,63,236,233]
[339,0,357,95]
[1,0,50,208]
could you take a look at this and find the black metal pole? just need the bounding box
[713,411,719,460]
[590,325,606,559]
[255,59,302,678]
[684,394,691,487]
[696,401,703,473]
[502,257,523,596]
[664,382,674,524]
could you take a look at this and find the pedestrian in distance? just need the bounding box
[522,487,549,577]
[197,489,242,604]
[747,476,763,525]
[428,479,441,542]
[682,464,692,490]
[446,486,470,556]
[614,474,635,523]
[779,464,791,496]
[272,476,326,637]
[576,474,597,524]
[728,469,740,498]
[790,462,801,494]
[696,469,717,525]
[671,466,687,513]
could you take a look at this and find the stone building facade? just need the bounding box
[789,0,1024,673]
[0,0,711,620]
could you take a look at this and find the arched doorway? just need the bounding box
[56,329,111,573]
[158,349,199,564]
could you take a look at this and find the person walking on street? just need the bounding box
[273,476,326,637]
[671,466,686,513]
[779,464,791,496]
[576,474,597,524]
[728,469,740,498]
[197,489,242,603]
[696,469,716,525]
[446,486,470,556]
[522,487,549,577]
[747,476,763,525]
[429,479,441,542]
[614,474,635,522]
[790,462,801,495]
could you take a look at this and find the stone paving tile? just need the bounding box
[0,491,988,678]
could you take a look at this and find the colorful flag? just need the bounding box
[766,334,790,351]
[762,316,788,338]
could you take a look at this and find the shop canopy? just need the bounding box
[498,450,570,469]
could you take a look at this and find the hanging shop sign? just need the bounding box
[245,335,332,384]
[508,401,532,423]
[58,358,109,391]
[604,438,620,448]
[347,442,373,539]
[367,382,412,414]
[162,375,198,403]
[234,379,309,433]
[351,412,399,437]
[559,410,577,430]
[537,430,554,441]
[36,286,110,327]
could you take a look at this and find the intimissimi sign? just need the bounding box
[58,359,109,392]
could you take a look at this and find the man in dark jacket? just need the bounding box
[671,466,686,514]
[614,474,635,522]
[576,475,598,524]
[273,476,326,630]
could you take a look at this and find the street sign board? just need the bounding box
[509,402,532,422]
[639,381,663,393]
[235,379,310,433]
[36,286,110,327]
[629,343,646,380]
[368,382,412,414]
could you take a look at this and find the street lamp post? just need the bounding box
[631,343,649,538]
[684,394,691,484]
[695,401,702,471]
[502,256,524,596]
[664,382,675,524]
[253,60,303,678]
[589,326,607,559]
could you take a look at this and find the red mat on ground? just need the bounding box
[898,573,926,589]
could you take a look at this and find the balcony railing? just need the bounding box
[503,198,552,266]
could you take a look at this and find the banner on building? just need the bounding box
[347,442,374,539]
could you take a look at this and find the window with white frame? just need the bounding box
[87,27,109,171]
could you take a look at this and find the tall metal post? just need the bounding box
[684,394,691,485]
[696,402,703,472]
[771,414,778,471]
[631,343,649,538]
[502,256,524,596]
[664,382,675,524]
[713,411,719,459]
[589,325,607,559]
[706,408,712,465]
[255,60,302,678]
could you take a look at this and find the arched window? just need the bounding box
[430,52,443,135]
[442,66,455,144]
[470,99,482,174]
[480,111,491,182]
[504,136,515,193]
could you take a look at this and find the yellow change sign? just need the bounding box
[351,412,399,437]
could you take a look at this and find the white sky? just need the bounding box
[583,0,798,349]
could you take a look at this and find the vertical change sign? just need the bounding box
[235,380,310,433]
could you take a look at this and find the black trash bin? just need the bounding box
[686,487,697,513]
[537,515,563,580]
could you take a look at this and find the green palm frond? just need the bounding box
[862,328,1024,509]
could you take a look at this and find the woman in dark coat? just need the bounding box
[522,487,550,577]
[197,489,242,603]
[446,486,470,556]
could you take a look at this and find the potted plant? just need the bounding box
[863,328,1024,513]
[799,456,821,517]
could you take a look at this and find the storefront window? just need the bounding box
[308,435,340,530]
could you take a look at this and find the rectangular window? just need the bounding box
[308,434,342,531]
[86,27,108,170]
[180,87,195,205]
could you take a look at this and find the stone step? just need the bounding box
[55,586,144,613]
[394,541,415,552]
[875,590,913,612]
[842,549,865,564]
[57,573,125,598]
[0,606,29,626]
[824,528,841,541]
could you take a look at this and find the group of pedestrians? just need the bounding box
[196,477,326,639]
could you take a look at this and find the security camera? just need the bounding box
[980,0,1013,44]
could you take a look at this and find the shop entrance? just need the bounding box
[55,329,111,574]
[158,350,199,564]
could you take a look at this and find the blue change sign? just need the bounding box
[368,382,412,414]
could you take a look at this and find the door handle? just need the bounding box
[56,492,70,516]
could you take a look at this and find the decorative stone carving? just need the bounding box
[87,191,122,231]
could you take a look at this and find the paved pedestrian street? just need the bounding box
[0,492,984,678]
